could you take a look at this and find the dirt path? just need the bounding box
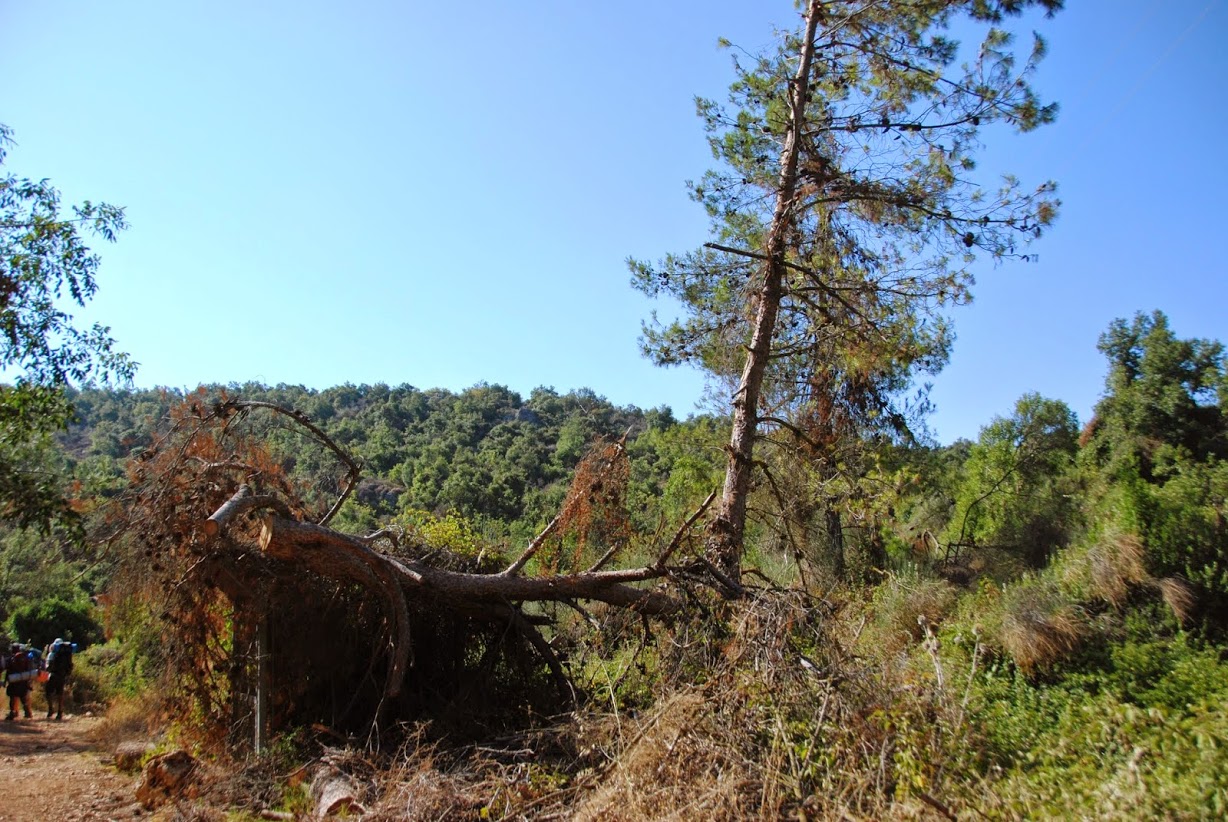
[0,713,141,821]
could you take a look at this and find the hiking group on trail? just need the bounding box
[1,637,74,721]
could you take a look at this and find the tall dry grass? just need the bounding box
[999,580,1086,675]
[353,591,966,819]
[1086,531,1148,607]
[869,574,959,656]
[1156,575,1198,625]
[87,691,165,753]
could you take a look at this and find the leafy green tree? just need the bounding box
[632,0,1061,581]
[0,386,78,530]
[0,123,132,534]
[0,526,89,623]
[945,393,1079,568]
[628,414,726,529]
[1084,311,1228,611]
[1086,310,1227,480]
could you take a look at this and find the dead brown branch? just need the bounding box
[655,490,718,568]
[142,393,716,744]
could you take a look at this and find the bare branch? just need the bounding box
[217,400,361,527]
[259,515,681,616]
[655,489,718,568]
[502,513,563,577]
[204,485,293,538]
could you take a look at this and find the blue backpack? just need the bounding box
[46,640,74,675]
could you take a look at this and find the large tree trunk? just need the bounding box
[251,514,681,707]
[709,0,823,585]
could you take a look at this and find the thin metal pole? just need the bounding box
[254,617,270,754]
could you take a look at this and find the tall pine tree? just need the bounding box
[633,0,1062,583]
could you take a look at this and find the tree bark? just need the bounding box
[204,484,252,537]
[709,0,823,584]
[825,503,846,581]
[310,764,365,818]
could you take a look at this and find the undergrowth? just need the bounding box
[434,585,1225,819]
[98,570,1228,820]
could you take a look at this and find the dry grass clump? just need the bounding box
[999,581,1086,674]
[88,691,164,753]
[213,590,1002,821]
[871,575,958,656]
[1155,575,1198,625]
[570,594,824,820]
[368,766,483,821]
[573,690,755,821]
[963,545,1032,583]
[1087,531,1148,607]
[558,591,982,820]
[357,736,490,822]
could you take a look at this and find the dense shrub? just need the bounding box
[5,596,103,649]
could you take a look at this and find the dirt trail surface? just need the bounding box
[0,714,140,820]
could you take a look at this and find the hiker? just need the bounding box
[44,638,74,720]
[5,642,34,720]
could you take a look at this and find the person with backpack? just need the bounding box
[44,637,74,721]
[5,642,35,720]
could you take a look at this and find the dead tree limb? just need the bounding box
[257,515,680,616]
[655,489,718,568]
[204,486,293,538]
[501,513,563,577]
[254,515,413,702]
[186,397,712,738]
[216,400,361,527]
[204,484,253,537]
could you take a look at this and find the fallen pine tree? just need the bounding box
[101,395,717,747]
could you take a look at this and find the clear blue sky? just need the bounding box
[2,1,1225,443]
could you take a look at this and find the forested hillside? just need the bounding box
[56,381,722,537]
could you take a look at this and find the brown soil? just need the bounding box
[0,713,140,821]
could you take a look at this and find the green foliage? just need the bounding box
[1144,460,1228,595]
[0,386,81,535]
[1106,459,1228,607]
[0,526,93,623]
[1089,310,1227,479]
[13,285,1228,816]
[1081,311,1228,611]
[635,0,1060,384]
[0,124,133,386]
[866,571,958,655]
[0,123,133,536]
[90,596,162,698]
[399,508,488,559]
[627,414,725,528]
[5,595,102,649]
[631,1,1061,573]
[972,632,1228,817]
[944,393,1080,568]
[60,382,727,548]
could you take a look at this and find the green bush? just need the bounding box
[970,632,1228,816]
[5,596,103,650]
